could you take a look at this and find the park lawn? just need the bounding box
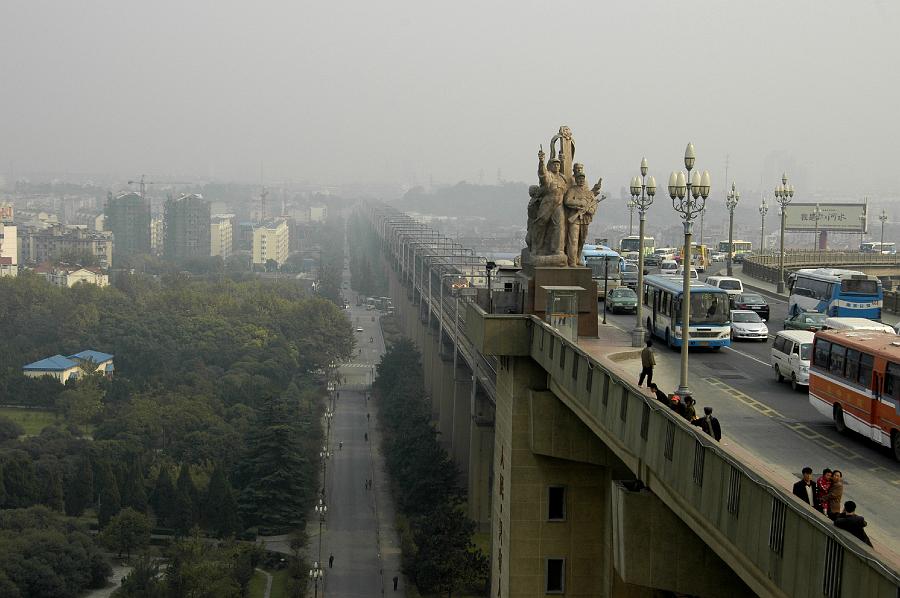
[248,568,292,598]
[0,406,58,436]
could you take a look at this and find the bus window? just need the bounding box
[814,340,831,367]
[846,349,861,382]
[887,363,900,399]
[858,353,874,387]
[841,279,879,294]
[829,344,847,376]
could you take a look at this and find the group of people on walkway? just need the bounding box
[792,467,871,546]
[639,340,723,441]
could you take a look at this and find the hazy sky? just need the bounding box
[2,1,898,199]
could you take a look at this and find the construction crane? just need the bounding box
[127,175,196,199]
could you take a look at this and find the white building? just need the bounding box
[210,213,234,258]
[0,223,17,277]
[34,263,109,287]
[252,219,290,266]
[150,214,165,255]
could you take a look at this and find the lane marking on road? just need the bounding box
[705,376,865,462]
[723,346,771,367]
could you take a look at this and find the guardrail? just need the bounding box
[743,252,900,287]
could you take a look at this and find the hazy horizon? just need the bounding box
[2,1,899,203]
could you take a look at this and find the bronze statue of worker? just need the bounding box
[564,170,599,267]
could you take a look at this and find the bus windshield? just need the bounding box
[677,292,729,325]
[584,256,620,278]
[841,279,878,294]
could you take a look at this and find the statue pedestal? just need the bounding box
[519,267,598,338]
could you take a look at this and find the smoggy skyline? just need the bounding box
[1,1,898,202]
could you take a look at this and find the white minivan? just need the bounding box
[705,276,744,298]
[660,260,678,274]
[770,330,814,391]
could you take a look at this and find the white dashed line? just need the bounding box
[724,345,771,367]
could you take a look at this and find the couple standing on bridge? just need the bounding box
[525,126,605,268]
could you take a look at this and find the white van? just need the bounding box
[659,260,678,274]
[822,317,896,334]
[705,276,744,297]
[770,330,814,390]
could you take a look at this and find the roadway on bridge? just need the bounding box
[602,263,900,558]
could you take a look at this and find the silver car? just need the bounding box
[730,309,769,341]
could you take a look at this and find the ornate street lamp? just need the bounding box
[314,498,327,569]
[629,157,657,347]
[812,204,821,253]
[759,199,769,256]
[627,196,636,236]
[725,182,740,276]
[880,209,888,252]
[774,174,795,294]
[668,143,711,396]
[309,562,323,598]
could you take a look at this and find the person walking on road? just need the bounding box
[393,576,399,591]
[834,501,872,547]
[329,554,334,568]
[792,466,817,506]
[639,339,655,387]
[826,470,844,521]
[816,469,833,515]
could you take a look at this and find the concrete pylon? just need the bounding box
[451,362,473,484]
[468,380,493,533]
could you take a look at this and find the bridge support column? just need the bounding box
[451,362,473,485]
[433,341,455,450]
[467,381,493,532]
[491,356,621,598]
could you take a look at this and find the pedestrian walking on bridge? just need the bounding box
[639,340,655,387]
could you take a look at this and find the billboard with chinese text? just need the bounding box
[783,203,866,232]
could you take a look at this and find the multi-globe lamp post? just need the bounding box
[314,498,327,570]
[880,209,888,251]
[759,198,768,256]
[774,174,795,294]
[725,182,740,277]
[628,158,656,347]
[668,143,711,396]
[309,562,323,598]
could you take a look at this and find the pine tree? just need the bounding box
[150,468,176,529]
[204,465,241,538]
[237,395,311,530]
[173,463,197,536]
[121,460,148,513]
[65,455,93,516]
[97,463,122,528]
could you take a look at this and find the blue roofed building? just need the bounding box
[23,350,115,382]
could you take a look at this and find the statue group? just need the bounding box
[525,126,603,268]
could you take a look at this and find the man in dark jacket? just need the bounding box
[692,407,722,441]
[648,383,668,405]
[792,466,817,506]
[834,501,872,547]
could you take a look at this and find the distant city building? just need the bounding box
[33,262,109,287]
[210,213,234,259]
[307,205,328,223]
[236,222,255,251]
[20,224,113,267]
[14,210,58,230]
[150,214,165,255]
[23,350,114,383]
[104,192,151,262]
[69,211,105,231]
[164,193,211,260]
[0,223,17,277]
[0,204,13,221]
[252,219,290,266]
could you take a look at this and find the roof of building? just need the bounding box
[23,355,78,371]
[70,350,114,363]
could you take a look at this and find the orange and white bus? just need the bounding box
[809,329,900,460]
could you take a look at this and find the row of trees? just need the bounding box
[374,339,489,596]
[348,212,388,298]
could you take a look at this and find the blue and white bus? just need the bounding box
[642,274,732,349]
[582,244,625,300]
[788,268,883,320]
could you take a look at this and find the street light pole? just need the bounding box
[629,158,657,346]
[759,199,768,256]
[669,143,711,397]
[774,174,795,294]
[813,204,821,253]
[314,498,327,568]
[627,198,636,236]
[309,563,323,598]
[880,209,888,252]
[726,182,740,277]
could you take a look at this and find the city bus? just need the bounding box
[582,244,624,300]
[809,328,900,460]
[718,240,753,255]
[860,241,896,255]
[642,274,731,349]
[619,235,655,257]
[788,268,883,320]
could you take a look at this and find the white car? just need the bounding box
[356,327,364,332]
[711,252,726,262]
[675,266,699,279]
[730,309,769,341]
[659,260,678,274]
